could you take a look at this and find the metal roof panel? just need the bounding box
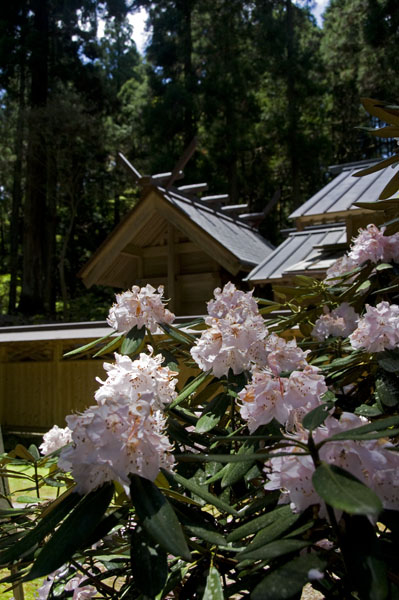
[246,225,346,283]
[289,161,398,219]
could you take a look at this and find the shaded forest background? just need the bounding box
[0,0,398,323]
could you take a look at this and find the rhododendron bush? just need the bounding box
[2,222,399,600]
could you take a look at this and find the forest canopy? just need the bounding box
[0,0,398,322]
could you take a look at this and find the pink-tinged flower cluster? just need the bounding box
[312,303,359,341]
[265,333,310,375]
[190,282,269,377]
[95,351,177,410]
[59,350,178,494]
[265,412,399,515]
[107,284,175,334]
[39,424,72,455]
[349,301,399,352]
[324,254,358,285]
[325,224,399,285]
[238,364,327,432]
[348,224,399,265]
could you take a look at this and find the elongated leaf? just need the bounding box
[327,415,399,441]
[63,332,112,357]
[355,404,383,417]
[238,510,300,556]
[0,491,81,565]
[312,463,382,516]
[169,371,211,409]
[92,333,124,357]
[120,325,145,356]
[302,403,332,431]
[185,524,226,546]
[361,98,399,126]
[202,566,223,600]
[227,505,295,543]
[168,471,239,516]
[353,154,399,177]
[375,375,399,407]
[379,171,399,200]
[238,539,310,565]
[378,355,399,373]
[221,442,257,488]
[177,453,274,463]
[251,554,326,600]
[130,526,168,597]
[159,322,196,344]
[25,484,114,581]
[159,348,179,371]
[129,475,191,561]
[195,394,230,433]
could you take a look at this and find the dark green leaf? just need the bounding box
[326,415,399,441]
[120,325,145,356]
[169,371,211,409]
[202,566,223,600]
[25,484,114,581]
[312,463,382,516]
[238,508,300,555]
[221,442,257,488]
[238,539,310,565]
[251,554,326,600]
[159,322,196,344]
[129,475,191,561]
[159,348,179,371]
[195,394,230,433]
[168,471,239,516]
[355,404,383,417]
[378,356,399,373]
[375,375,399,407]
[176,453,269,463]
[0,491,81,565]
[302,403,332,431]
[130,526,168,597]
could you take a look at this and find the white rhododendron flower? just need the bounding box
[107,284,175,334]
[59,351,178,494]
[265,333,310,375]
[324,254,358,285]
[349,301,399,352]
[325,224,399,285]
[191,282,269,377]
[95,350,178,410]
[238,364,327,432]
[312,303,359,341]
[39,424,72,455]
[265,412,399,515]
[59,403,175,495]
[348,224,399,265]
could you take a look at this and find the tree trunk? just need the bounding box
[285,0,300,208]
[18,0,50,316]
[8,61,25,313]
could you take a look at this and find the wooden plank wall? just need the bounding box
[0,339,198,432]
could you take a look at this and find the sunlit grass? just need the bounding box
[0,463,63,599]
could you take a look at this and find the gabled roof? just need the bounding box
[79,184,274,288]
[289,159,395,221]
[246,224,346,284]
[162,186,273,266]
